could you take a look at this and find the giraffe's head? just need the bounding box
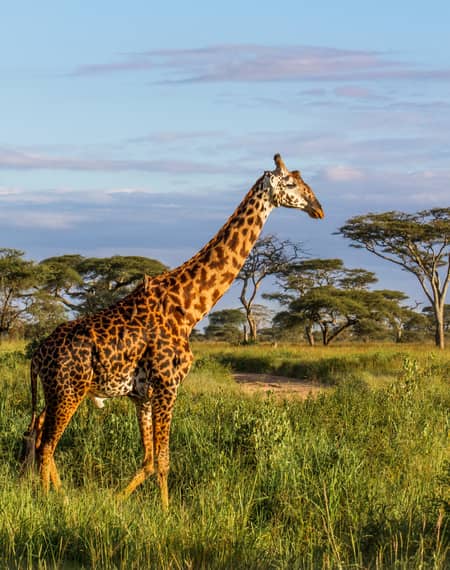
[264,154,324,219]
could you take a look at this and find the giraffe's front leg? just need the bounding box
[122,345,190,508]
[121,398,155,498]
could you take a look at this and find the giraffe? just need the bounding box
[22,154,324,509]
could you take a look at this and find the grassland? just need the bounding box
[0,341,449,569]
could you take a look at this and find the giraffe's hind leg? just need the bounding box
[38,395,85,493]
[35,409,46,451]
[20,409,46,475]
[121,397,155,498]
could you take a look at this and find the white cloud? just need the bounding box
[0,210,86,230]
[0,186,20,196]
[324,165,366,182]
[106,188,154,195]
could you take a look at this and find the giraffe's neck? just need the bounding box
[166,176,274,327]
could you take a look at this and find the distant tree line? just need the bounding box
[0,207,448,348]
[204,207,450,348]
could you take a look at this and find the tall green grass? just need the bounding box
[0,343,448,568]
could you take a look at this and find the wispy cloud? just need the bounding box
[313,167,450,210]
[1,211,86,230]
[0,186,20,196]
[0,147,224,174]
[0,183,243,260]
[334,85,378,99]
[72,44,450,84]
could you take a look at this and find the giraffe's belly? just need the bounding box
[90,377,133,399]
[89,365,149,402]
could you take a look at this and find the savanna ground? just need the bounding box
[0,340,449,569]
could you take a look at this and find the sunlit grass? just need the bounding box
[192,341,450,386]
[0,342,448,568]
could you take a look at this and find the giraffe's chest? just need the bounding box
[89,329,149,395]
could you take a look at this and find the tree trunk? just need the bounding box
[0,329,10,345]
[248,315,257,343]
[305,324,315,346]
[434,303,445,349]
[326,319,357,345]
[320,324,329,346]
[435,317,445,349]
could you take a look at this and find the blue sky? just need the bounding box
[1,1,450,315]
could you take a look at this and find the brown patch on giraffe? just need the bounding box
[249,230,257,242]
[204,274,217,289]
[239,243,248,258]
[230,256,241,269]
[228,231,240,251]
[218,271,234,285]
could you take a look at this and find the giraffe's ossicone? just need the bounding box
[21,154,324,510]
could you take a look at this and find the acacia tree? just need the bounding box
[279,287,371,345]
[267,258,377,345]
[203,309,246,343]
[40,254,167,315]
[24,289,68,342]
[0,248,43,338]
[376,290,425,343]
[274,286,416,345]
[236,235,304,342]
[338,208,450,348]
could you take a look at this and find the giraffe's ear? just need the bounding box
[273,153,288,173]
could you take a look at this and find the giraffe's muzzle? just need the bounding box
[308,205,325,219]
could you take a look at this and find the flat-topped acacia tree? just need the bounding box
[338,208,450,349]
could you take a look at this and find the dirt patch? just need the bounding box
[233,373,329,399]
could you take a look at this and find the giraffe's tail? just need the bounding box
[20,356,41,474]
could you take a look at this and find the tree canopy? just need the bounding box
[0,249,44,338]
[269,258,416,345]
[40,254,167,315]
[274,286,412,345]
[203,309,246,343]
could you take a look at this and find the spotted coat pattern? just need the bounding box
[23,154,324,509]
